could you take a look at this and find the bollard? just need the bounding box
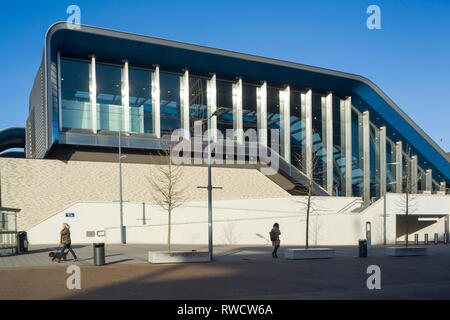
[414,234,419,245]
[444,233,449,244]
[424,233,429,245]
[434,233,438,245]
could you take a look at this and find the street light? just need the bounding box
[197,107,228,262]
[119,130,130,244]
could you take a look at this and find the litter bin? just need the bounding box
[358,239,367,258]
[16,231,28,253]
[414,234,419,245]
[424,233,429,245]
[93,243,105,266]
[434,233,439,245]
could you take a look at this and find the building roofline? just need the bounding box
[45,22,449,164]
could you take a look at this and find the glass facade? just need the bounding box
[56,56,447,197]
[96,63,123,132]
[160,72,181,135]
[60,58,92,130]
[267,87,280,147]
[242,83,258,133]
[216,79,233,139]
[129,67,153,133]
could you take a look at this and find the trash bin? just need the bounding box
[16,231,28,254]
[434,233,439,245]
[414,234,419,245]
[358,239,367,258]
[93,243,105,266]
[424,233,429,245]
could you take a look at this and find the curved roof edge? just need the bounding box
[0,127,25,154]
[45,22,449,164]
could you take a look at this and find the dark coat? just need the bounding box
[60,228,71,245]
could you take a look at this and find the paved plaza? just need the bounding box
[0,244,449,300]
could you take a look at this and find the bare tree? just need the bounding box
[147,144,187,252]
[293,147,327,249]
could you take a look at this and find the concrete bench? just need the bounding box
[284,248,335,260]
[386,247,427,257]
[148,251,210,264]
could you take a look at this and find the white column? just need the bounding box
[341,97,352,196]
[301,90,312,177]
[90,55,97,134]
[376,126,386,198]
[410,155,418,194]
[122,60,130,132]
[322,93,333,194]
[361,111,370,204]
[151,65,161,138]
[257,81,267,147]
[233,78,243,144]
[395,141,403,193]
[57,51,63,132]
[180,69,190,139]
[440,181,446,193]
[280,86,291,162]
[425,169,432,192]
[207,74,217,142]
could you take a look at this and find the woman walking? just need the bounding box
[270,223,281,258]
[55,223,78,263]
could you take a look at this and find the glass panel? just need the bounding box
[216,79,233,139]
[160,72,181,135]
[189,76,208,136]
[332,97,344,196]
[242,83,257,133]
[60,58,92,130]
[290,90,304,167]
[369,126,377,199]
[96,63,123,132]
[129,68,153,134]
[351,109,363,196]
[267,87,280,147]
[312,94,326,188]
[386,140,395,193]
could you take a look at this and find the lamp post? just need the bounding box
[197,107,227,262]
[118,130,129,244]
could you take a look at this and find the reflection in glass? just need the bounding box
[267,87,281,147]
[189,76,208,136]
[242,83,257,133]
[160,72,181,135]
[96,63,123,131]
[129,68,153,133]
[60,58,92,130]
[216,79,233,139]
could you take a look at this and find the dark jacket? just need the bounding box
[60,228,71,245]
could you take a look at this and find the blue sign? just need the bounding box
[65,212,75,218]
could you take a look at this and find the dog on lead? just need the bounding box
[49,250,69,261]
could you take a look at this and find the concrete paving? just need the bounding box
[0,247,449,299]
[1,243,450,268]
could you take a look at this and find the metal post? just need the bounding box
[119,130,125,244]
[414,234,419,245]
[424,233,428,245]
[207,117,213,261]
[383,192,387,245]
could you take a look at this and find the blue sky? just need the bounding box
[0,0,449,151]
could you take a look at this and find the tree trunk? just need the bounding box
[168,209,172,252]
[306,177,312,249]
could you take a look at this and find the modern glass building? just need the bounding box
[26,23,449,202]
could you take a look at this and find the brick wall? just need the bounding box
[0,158,290,230]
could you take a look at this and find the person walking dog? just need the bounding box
[55,223,78,263]
[270,223,281,258]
